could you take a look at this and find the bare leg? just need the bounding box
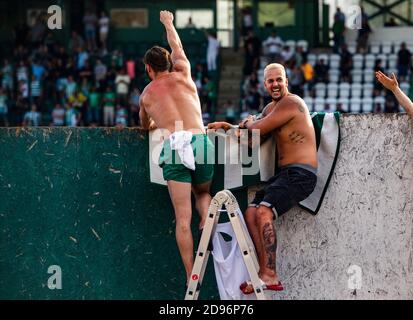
[244,207,265,266]
[167,180,193,282]
[256,205,279,285]
[192,181,212,229]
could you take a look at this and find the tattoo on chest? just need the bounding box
[289,131,305,143]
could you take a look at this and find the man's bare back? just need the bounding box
[140,65,205,135]
[262,93,317,168]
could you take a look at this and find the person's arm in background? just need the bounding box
[376,71,413,118]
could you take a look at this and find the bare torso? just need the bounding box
[262,94,317,168]
[140,72,205,136]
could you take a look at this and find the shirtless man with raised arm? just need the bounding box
[208,63,317,293]
[376,71,413,118]
[139,10,215,286]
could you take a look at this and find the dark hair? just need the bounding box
[143,46,172,73]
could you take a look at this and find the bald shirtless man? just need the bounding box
[139,11,215,286]
[375,71,413,118]
[208,63,317,293]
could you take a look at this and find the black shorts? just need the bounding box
[250,164,317,219]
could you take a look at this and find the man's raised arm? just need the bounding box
[159,10,190,74]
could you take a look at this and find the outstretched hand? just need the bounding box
[160,10,174,25]
[376,71,399,92]
[207,121,232,131]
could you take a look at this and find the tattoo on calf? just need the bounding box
[263,222,277,271]
[289,131,305,143]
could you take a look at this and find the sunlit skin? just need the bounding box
[209,64,317,292]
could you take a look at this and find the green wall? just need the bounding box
[0,127,247,300]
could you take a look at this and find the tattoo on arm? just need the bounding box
[297,104,305,113]
[263,222,277,271]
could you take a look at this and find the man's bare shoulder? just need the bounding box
[279,94,308,113]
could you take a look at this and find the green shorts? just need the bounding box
[159,134,215,184]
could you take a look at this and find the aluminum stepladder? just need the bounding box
[184,190,267,300]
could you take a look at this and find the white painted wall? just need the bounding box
[249,113,413,299]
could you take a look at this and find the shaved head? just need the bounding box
[264,63,286,80]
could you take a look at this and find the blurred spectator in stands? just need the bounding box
[223,100,236,123]
[83,9,98,51]
[194,63,207,93]
[356,6,371,54]
[81,77,90,97]
[44,32,56,53]
[202,104,210,126]
[17,60,29,83]
[23,103,41,126]
[65,75,77,99]
[115,104,128,128]
[384,96,399,113]
[65,103,80,127]
[244,30,262,60]
[289,64,305,97]
[29,74,42,106]
[68,88,87,125]
[129,87,141,126]
[106,61,118,89]
[301,58,314,92]
[56,45,68,66]
[76,47,89,70]
[115,68,131,105]
[245,86,262,112]
[340,44,352,82]
[103,86,116,126]
[243,42,256,76]
[185,17,196,28]
[374,59,385,96]
[94,59,107,89]
[99,11,110,53]
[12,94,28,125]
[263,31,283,63]
[205,31,220,72]
[397,42,411,82]
[241,7,254,38]
[243,72,259,94]
[14,45,29,63]
[112,49,124,69]
[69,31,85,54]
[126,57,136,81]
[1,59,14,93]
[0,88,9,126]
[32,59,45,81]
[78,60,93,84]
[334,7,346,24]
[293,46,305,67]
[51,103,65,126]
[384,17,398,27]
[281,45,294,65]
[203,76,217,114]
[18,80,29,103]
[314,59,329,83]
[88,86,101,127]
[332,14,345,54]
[30,15,46,48]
